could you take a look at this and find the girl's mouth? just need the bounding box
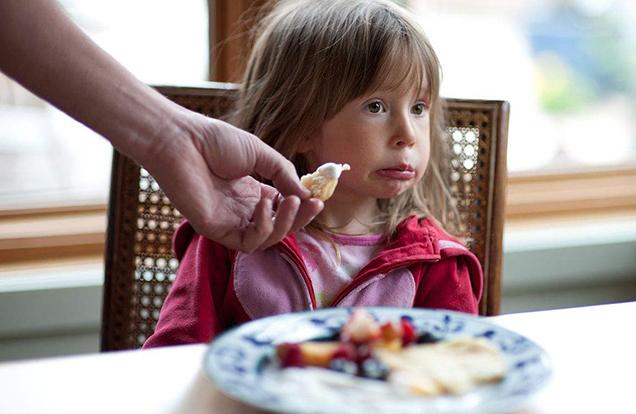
[376,165,416,181]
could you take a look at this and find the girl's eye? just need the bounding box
[411,103,428,116]
[367,101,385,114]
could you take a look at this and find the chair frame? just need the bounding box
[443,98,509,317]
[101,82,508,351]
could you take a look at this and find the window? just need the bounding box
[0,0,209,268]
[0,0,209,212]
[408,0,636,174]
[2,0,635,272]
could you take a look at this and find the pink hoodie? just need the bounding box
[143,216,483,348]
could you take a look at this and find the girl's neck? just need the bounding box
[315,194,381,235]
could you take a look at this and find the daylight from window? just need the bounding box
[409,0,636,172]
[0,0,208,209]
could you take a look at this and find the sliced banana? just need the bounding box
[300,162,351,201]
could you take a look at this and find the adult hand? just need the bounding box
[139,110,323,252]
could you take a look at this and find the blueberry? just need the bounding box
[416,332,440,344]
[330,358,358,375]
[314,332,340,342]
[360,358,389,380]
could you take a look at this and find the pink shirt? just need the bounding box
[295,231,385,307]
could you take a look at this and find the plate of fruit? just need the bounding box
[204,307,551,414]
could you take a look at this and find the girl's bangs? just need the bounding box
[367,32,436,100]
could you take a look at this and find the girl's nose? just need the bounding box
[391,115,417,148]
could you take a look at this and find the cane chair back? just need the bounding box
[101,82,509,351]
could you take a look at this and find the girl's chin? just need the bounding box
[332,182,413,201]
[377,182,413,198]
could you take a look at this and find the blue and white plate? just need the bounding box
[204,307,551,414]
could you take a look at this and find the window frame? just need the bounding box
[507,166,636,222]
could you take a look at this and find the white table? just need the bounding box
[1,302,634,414]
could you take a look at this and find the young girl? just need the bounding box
[144,0,482,348]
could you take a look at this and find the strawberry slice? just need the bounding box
[331,342,357,362]
[277,343,305,368]
[400,318,416,346]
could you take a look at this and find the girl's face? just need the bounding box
[302,80,431,204]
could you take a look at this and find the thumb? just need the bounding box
[252,139,311,199]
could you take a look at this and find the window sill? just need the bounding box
[0,205,106,265]
[506,166,636,222]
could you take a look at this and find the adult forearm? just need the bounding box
[0,0,185,162]
[0,0,323,251]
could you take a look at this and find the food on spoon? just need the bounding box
[275,309,508,396]
[300,162,350,201]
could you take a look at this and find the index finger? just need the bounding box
[252,139,312,199]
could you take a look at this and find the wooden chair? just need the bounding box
[101,82,509,351]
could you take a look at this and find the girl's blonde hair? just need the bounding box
[231,0,460,236]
